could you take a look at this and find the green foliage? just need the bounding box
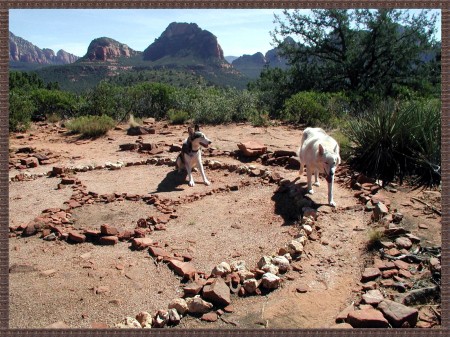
[30,88,80,120]
[272,9,440,98]
[127,82,177,120]
[330,129,352,162]
[9,71,44,91]
[9,91,34,132]
[66,115,116,138]
[346,98,441,187]
[168,109,190,124]
[282,91,348,127]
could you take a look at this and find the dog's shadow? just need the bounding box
[271,180,319,226]
[151,169,187,194]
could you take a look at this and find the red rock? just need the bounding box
[399,269,412,279]
[362,281,377,290]
[99,236,118,245]
[393,260,410,270]
[385,248,402,256]
[68,231,86,243]
[84,229,101,241]
[202,277,231,306]
[117,230,134,241]
[149,246,171,259]
[237,141,267,157]
[378,299,418,327]
[21,157,39,168]
[335,303,355,322]
[100,224,118,236]
[183,282,203,297]
[361,268,381,282]
[22,223,39,236]
[201,312,218,322]
[380,279,396,287]
[134,228,146,238]
[223,305,234,313]
[131,238,153,250]
[347,309,389,328]
[395,237,413,249]
[168,259,197,280]
[382,269,398,278]
[61,177,76,185]
[66,200,81,208]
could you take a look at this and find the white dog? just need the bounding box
[176,125,212,187]
[298,127,341,207]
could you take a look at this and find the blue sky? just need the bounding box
[9,9,441,58]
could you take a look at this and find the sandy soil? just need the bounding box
[8,121,441,329]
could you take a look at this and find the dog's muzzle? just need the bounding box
[325,168,335,183]
[200,141,211,148]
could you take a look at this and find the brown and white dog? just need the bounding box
[176,125,212,187]
[298,127,341,207]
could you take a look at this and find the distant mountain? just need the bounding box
[80,37,141,62]
[232,38,294,78]
[9,31,79,70]
[225,56,238,63]
[143,22,225,62]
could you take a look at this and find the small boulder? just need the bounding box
[202,277,231,306]
[377,299,419,327]
[260,272,281,289]
[186,295,213,314]
[347,309,389,328]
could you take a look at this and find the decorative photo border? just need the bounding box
[0,1,447,336]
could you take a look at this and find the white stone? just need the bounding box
[135,311,152,328]
[257,256,273,269]
[243,278,260,294]
[115,317,142,328]
[230,260,247,272]
[261,272,282,289]
[302,224,313,235]
[168,298,189,315]
[272,256,290,273]
[168,308,181,325]
[211,262,232,277]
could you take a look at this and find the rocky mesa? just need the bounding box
[9,31,79,65]
[83,37,140,62]
[143,22,225,62]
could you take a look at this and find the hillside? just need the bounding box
[9,31,79,71]
[31,23,250,92]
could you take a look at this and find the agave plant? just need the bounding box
[346,98,441,188]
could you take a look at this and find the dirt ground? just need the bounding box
[8,121,441,329]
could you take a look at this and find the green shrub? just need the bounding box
[283,91,328,125]
[330,129,352,162]
[168,109,190,124]
[346,98,441,187]
[66,115,116,138]
[9,91,35,132]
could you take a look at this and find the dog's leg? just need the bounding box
[313,169,320,187]
[328,177,336,207]
[186,163,195,187]
[299,162,304,180]
[197,154,210,186]
[306,166,314,194]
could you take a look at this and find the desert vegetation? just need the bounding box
[9,9,441,188]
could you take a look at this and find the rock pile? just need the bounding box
[332,172,441,329]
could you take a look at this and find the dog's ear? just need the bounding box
[318,144,325,156]
[188,126,194,137]
[194,124,200,132]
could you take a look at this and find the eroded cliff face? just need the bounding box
[84,37,139,62]
[143,22,225,62]
[9,31,79,65]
